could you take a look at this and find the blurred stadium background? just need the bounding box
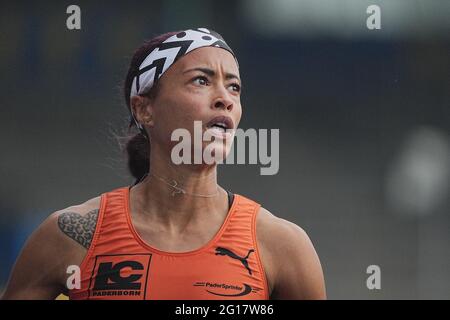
[0,0,449,299]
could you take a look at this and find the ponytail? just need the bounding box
[125,131,150,183]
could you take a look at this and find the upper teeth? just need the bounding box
[213,122,226,128]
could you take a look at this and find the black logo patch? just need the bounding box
[88,254,151,299]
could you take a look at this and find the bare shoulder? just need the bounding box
[256,207,311,275]
[54,195,102,250]
[256,207,311,251]
[43,195,103,267]
[1,196,101,299]
[256,207,326,299]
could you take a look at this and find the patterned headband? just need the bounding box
[130,28,236,130]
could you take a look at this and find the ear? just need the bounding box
[130,96,154,127]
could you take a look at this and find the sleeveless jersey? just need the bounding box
[69,186,269,300]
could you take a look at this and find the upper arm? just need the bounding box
[2,197,100,300]
[271,221,326,299]
[1,213,69,300]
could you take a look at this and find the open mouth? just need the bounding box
[208,122,228,132]
[206,116,234,132]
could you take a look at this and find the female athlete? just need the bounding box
[2,28,326,300]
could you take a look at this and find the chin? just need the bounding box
[203,143,229,165]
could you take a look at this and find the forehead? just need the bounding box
[170,46,239,76]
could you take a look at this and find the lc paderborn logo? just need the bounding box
[88,254,152,299]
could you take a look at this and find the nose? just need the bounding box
[212,87,234,112]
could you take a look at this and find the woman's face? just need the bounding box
[148,46,242,164]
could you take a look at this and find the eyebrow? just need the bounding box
[183,67,241,83]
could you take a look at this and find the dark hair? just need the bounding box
[123,31,179,184]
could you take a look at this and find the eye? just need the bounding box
[229,83,241,93]
[192,76,209,86]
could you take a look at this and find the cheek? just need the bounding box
[154,96,202,137]
[168,85,207,108]
[234,102,243,126]
[168,90,211,120]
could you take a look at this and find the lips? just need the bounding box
[205,115,235,140]
[206,116,234,131]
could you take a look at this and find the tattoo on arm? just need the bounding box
[57,210,99,249]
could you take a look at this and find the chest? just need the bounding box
[73,237,268,300]
[69,189,271,299]
[131,212,275,296]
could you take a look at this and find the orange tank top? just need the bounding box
[69,186,269,300]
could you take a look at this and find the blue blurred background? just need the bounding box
[0,0,449,299]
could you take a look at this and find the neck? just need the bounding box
[129,149,228,233]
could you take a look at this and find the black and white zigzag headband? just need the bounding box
[130,28,236,130]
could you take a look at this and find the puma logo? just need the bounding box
[215,247,254,275]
